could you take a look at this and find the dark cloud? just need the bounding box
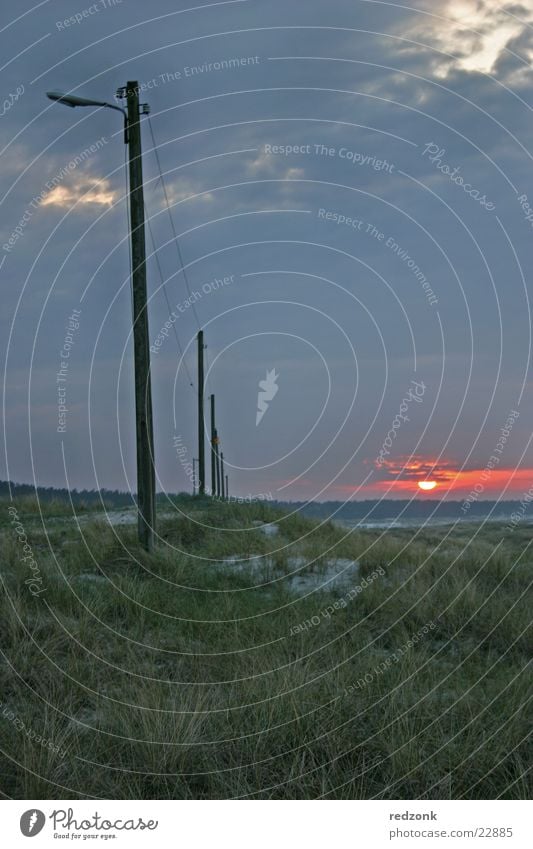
[2,0,533,501]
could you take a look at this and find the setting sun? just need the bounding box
[418,481,438,491]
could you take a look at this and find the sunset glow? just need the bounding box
[368,456,533,498]
[418,481,438,491]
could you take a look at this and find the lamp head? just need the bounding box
[46,89,131,143]
[46,91,106,108]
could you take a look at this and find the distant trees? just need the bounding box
[272,499,517,521]
[0,480,134,508]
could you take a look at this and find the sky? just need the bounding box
[2,0,533,503]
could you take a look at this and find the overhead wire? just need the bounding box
[147,116,201,329]
[124,136,195,392]
[124,124,195,389]
[147,114,214,394]
[144,207,196,390]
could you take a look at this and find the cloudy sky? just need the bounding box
[2,0,533,502]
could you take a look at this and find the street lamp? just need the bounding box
[46,83,156,551]
[46,91,129,141]
[46,90,123,109]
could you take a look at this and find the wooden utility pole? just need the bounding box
[46,82,155,549]
[210,393,216,496]
[225,474,229,500]
[126,80,155,551]
[197,330,205,495]
[220,452,225,499]
[192,458,197,496]
[214,427,221,497]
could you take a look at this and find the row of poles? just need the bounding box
[196,331,229,499]
[47,81,229,551]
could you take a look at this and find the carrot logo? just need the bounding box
[20,809,46,837]
[256,368,279,426]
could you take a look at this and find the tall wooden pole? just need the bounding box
[197,330,205,495]
[210,393,216,497]
[126,80,155,551]
[220,451,225,499]
[214,427,221,497]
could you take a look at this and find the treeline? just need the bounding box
[0,480,135,508]
[0,481,521,518]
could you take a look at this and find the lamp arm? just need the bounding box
[102,102,128,144]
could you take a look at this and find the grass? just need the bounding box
[0,495,531,799]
